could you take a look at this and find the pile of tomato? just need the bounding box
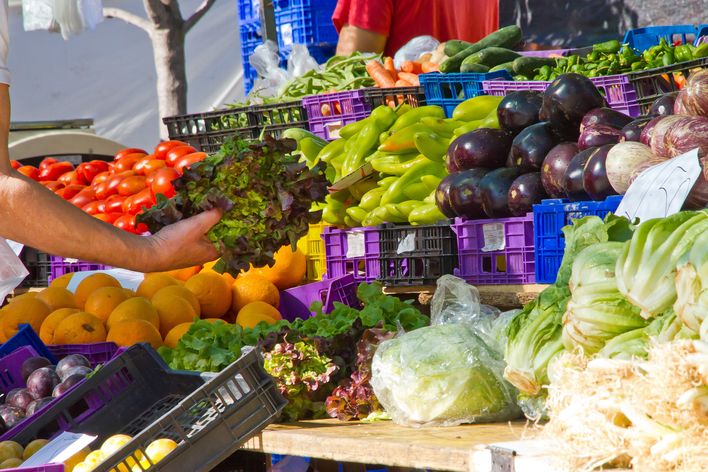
[11,141,205,234]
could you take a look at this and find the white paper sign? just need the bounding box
[66,268,145,292]
[21,432,97,467]
[615,148,701,222]
[397,232,416,254]
[482,223,506,252]
[346,232,366,258]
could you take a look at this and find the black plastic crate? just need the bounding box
[378,222,458,286]
[95,347,285,472]
[364,86,427,108]
[18,248,50,288]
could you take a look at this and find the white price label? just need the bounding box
[346,231,366,258]
[21,432,97,467]
[397,232,416,254]
[615,148,701,222]
[482,223,506,252]
[281,23,293,46]
[324,120,344,139]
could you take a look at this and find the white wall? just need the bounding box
[8,0,246,149]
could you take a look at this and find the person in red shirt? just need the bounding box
[333,0,499,57]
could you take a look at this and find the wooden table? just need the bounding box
[242,419,529,471]
[383,284,548,310]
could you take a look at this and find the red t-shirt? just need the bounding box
[332,0,499,57]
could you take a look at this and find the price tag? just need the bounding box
[324,121,344,140]
[481,223,506,252]
[21,432,97,467]
[280,23,293,46]
[346,231,366,258]
[397,232,416,254]
[615,148,701,222]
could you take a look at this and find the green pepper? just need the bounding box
[450,95,503,122]
[395,104,412,117]
[361,206,390,226]
[413,132,449,162]
[408,203,446,225]
[299,137,327,168]
[378,123,428,154]
[389,105,445,133]
[343,215,359,228]
[359,187,385,212]
[403,181,431,201]
[674,45,693,63]
[452,118,483,137]
[588,51,599,62]
[341,121,379,175]
[339,117,372,139]
[420,174,443,192]
[317,138,347,163]
[370,105,398,130]
[378,176,398,188]
[695,43,708,59]
[380,158,444,206]
[419,117,464,137]
[349,178,379,200]
[539,65,552,80]
[397,200,423,218]
[631,61,645,71]
[345,206,368,224]
[381,204,409,223]
[370,153,425,176]
[662,50,675,67]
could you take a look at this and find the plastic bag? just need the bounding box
[0,241,29,305]
[393,35,439,69]
[53,0,84,39]
[248,40,320,99]
[371,323,521,427]
[22,0,57,32]
[430,275,501,334]
[78,0,104,31]
[287,44,320,79]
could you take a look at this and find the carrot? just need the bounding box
[366,60,396,88]
[401,61,423,74]
[397,72,420,86]
[395,79,413,87]
[384,57,398,81]
[421,61,440,73]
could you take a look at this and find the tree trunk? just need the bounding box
[151,25,187,139]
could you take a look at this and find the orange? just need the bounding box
[40,308,80,344]
[235,301,282,329]
[74,273,121,308]
[107,297,160,331]
[251,246,306,290]
[49,273,73,289]
[163,322,192,348]
[160,265,201,282]
[136,274,180,300]
[122,288,137,298]
[231,274,280,313]
[153,295,197,338]
[83,287,130,323]
[2,297,52,339]
[184,273,232,318]
[107,319,162,349]
[35,287,78,311]
[151,285,200,317]
[200,260,236,286]
[53,312,107,344]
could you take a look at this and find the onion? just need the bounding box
[673,69,708,117]
[606,142,660,194]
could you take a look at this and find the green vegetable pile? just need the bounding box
[137,136,328,276]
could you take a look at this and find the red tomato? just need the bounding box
[104,195,127,213]
[41,181,64,192]
[113,153,146,173]
[76,160,110,184]
[149,167,180,198]
[57,184,86,200]
[38,161,74,182]
[174,152,207,174]
[17,166,40,181]
[165,146,197,167]
[82,200,104,215]
[70,188,96,207]
[117,175,147,196]
[114,214,148,234]
[39,157,59,170]
[122,188,156,215]
[58,170,79,186]
[91,171,112,186]
[115,148,147,161]
[94,212,123,224]
[10,160,20,170]
[134,157,166,175]
[97,200,107,213]
[154,140,188,160]
[97,171,135,199]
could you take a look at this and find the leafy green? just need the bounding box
[138,136,328,276]
[674,231,708,334]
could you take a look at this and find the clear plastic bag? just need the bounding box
[53,0,84,39]
[78,0,104,31]
[22,0,57,32]
[0,241,28,305]
[430,275,502,336]
[248,40,320,99]
[393,35,440,69]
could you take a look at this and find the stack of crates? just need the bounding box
[237,0,339,93]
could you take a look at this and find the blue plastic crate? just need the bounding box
[533,196,622,284]
[623,25,708,51]
[0,324,57,363]
[274,0,339,48]
[420,70,512,117]
[237,0,261,23]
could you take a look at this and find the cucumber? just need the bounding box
[444,40,473,57]
[460,62,490,73]
[440,25,523,73]
[462,47,521,68]
[512,56,557,77]
[489,61,515,73]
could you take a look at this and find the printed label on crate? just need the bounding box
[615,148,700,222]
[325,120,344,139]
[22,432,97,467]
[346,232,366,258]
[397,232,416,254]
[482,223,506,252]
[281,23,293,46]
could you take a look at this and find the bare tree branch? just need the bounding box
[103,7,152,33]
[185,0,218,32]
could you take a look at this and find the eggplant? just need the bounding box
[509,122,562,171]
[508,172,548,216]
[649,92,678,117]
[685,156,708,209]
[580,108,633,132]
[640,116,664,147]
[479,167,524,218]
[564,148,597,201]
[606,142,660,194]
[435,174,457,218]
[497,90,544,135]
[663,115,708,158]
[577,124,622,150]
[541,142,579,198]
[620,118,652,142]
[445,168,490,219]
[540,73,607,141]
[445,129,513,172]
[673,69,708,117]
[582,144,617,201]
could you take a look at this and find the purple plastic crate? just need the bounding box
[48,342,120,367]
[48,255,111,283]
[0,346,39,394]
[4,465,64,472]
[303,90,371,141]
[451,214,535,285]
[323,226,381,282]
[279,275,360,321]
[698,36,707,46]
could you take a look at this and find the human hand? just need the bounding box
[144,208,222,272]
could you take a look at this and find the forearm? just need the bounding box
[336,24,387,56]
